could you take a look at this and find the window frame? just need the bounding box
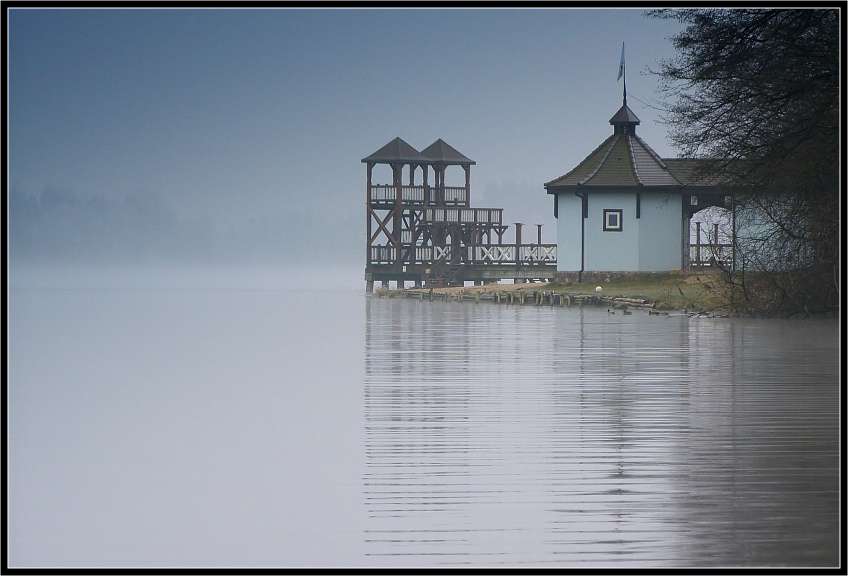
[603,208,623,232]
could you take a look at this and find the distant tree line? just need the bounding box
[648,8,839,316]
[8,187,356,265]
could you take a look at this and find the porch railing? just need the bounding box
[690,221,733,268]
[368,185,469,205]
[443,187,467,203]
[369,185,425,204]
[424,207,503,225]
[690,243,733,268]
[370,245,396,263]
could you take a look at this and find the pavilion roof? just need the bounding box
[361,137,427,164]
[420,139,476,165]
[545,131,681,189]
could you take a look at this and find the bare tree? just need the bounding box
[648,8,839,316]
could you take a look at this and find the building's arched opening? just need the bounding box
[689,205,733,269]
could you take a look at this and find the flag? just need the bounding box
[617,41,625,81]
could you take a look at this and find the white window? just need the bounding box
[603,209,623,231]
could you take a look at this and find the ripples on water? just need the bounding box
[364,297,839,568]
[8,271,839,568]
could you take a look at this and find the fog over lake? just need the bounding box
[7,264,840,568]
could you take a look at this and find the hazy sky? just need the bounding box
[8,7,686,264]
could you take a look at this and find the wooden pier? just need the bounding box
[373,285,658,310]
[363,138,556,291]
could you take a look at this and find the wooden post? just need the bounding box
[695,221,701,267]
[515,222,523,281]
[423,163,430,206]
[464,165,471,206]
[366,163,373,270]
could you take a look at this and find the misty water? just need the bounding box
[8,265,840,568]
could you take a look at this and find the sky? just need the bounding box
[8,7,687,266]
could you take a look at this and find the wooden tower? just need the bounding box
[363,137,556,291]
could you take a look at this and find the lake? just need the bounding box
[7,265,841,568]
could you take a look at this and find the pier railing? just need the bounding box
[424,208,503,226]
[370,244,557,266]
[518,245,557,263]
[469,245,557,263]
[368,185,469,205]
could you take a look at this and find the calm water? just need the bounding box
[8,266,841,568]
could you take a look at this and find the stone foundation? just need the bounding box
[554,270,683,284]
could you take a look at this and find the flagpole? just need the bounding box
[617,41,627,107]
[623,62,627,106]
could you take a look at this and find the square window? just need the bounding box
[603,209,623,231]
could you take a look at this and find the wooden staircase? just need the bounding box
[426,252,466,287]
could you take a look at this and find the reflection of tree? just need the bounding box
[362,300,837,565]
[682,319,840,566]
[546,309,692,563]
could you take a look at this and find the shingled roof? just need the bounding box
[361,137,427,164]
[544,100,695,190]
[362,137,476,166]
[545,131,682,189]
[662,158,732,186]
[421,139,476,165]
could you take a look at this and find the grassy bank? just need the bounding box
[395,272,725,313]
[545,272,720,312]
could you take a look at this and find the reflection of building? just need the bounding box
[362,296,474,560]
[363,138,556,291]
[544,96,735,281]
[362,297,561,563]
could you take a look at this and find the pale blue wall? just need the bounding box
[554,189,684,272]
[637,192,684,271]
[555,193,583,271]
[733,202,798,271]
[584,191,639,271]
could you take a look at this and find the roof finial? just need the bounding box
[617,41,626,107]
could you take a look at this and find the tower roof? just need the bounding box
[609,104,641,126]
[361,137,427,164]
[544,117,681,189]
[420,139,476,165]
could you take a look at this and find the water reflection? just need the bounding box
[363,297,839,567]
[678,320,840,566]
[546,309,693,566]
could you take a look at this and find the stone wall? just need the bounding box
[554,270,683,284]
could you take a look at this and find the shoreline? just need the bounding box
[372,281,710,316]
[370,274,837,319]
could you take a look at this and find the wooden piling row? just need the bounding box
[376,287,643,309]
